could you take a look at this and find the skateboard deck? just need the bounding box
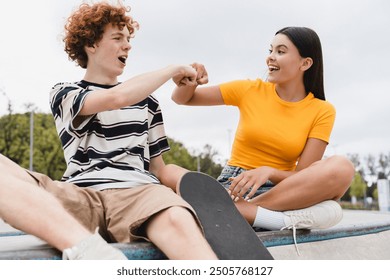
[178,171,274,260]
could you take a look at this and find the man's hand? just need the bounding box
[172,65,198,87]
[172,63,208,87]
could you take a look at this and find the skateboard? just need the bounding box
[178,171,274,260]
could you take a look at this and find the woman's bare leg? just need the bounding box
[235,155,355,224]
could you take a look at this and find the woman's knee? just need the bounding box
[326,155,355,196]
[328,155,354,179]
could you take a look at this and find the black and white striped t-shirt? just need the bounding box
[50,80,169,190]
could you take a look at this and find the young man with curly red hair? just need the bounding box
[47,2,217,259]
[0,2,218,260]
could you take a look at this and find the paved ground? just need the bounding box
[268,210,390,259]
[2,210,390,259]
[269,210,390,259]
[336,209,390,226]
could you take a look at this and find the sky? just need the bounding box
[0,0,389,163]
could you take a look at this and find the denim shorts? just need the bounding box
[217,165,275,197]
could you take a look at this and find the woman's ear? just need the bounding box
[301,57,313,71]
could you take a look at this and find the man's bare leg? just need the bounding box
[0,154,126,259]
[146,206,218,260]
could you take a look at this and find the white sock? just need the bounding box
[252,206,285,230]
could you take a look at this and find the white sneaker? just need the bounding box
[63,231,127,260]
[282,200,343,230]
[281,200,343,256]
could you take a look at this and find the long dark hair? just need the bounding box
[276,27,325,101]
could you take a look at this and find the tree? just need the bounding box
[197,144,223,178]
[365,154,376,177]
[0,110,30,165]
[163,138,197,171]
[346,153,389,204]
[30,113,66,180]
[349,172,368,200]
[163,138,223,178]
[0,109,66,180]
[378,152,390,179]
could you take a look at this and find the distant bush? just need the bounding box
[340,201,379,211]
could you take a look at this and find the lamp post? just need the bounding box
[29,110,34,171]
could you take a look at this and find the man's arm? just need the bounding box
[79,65,197,116]
[149,155,188,192]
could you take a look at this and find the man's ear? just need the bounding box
[301,57,313,71]
[85,44,96,55]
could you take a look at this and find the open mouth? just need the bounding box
[268,65,279,73]
[118,56,127,65]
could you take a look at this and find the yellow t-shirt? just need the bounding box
[220,79,335,171]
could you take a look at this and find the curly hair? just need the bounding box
[63,2,139,69]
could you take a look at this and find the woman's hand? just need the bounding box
[191,63,209,85]
[172,63,208,87]
[228,166,274,201]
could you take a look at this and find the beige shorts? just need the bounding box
[25,170,197,243]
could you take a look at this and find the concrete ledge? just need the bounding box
[1,210,390,260]
[0,235,166,260]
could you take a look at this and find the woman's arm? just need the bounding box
[172,63,225,106]
[229,138,328,200]
[265,137,327,183]
[172,85,225,106]
[295,138,328,171]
